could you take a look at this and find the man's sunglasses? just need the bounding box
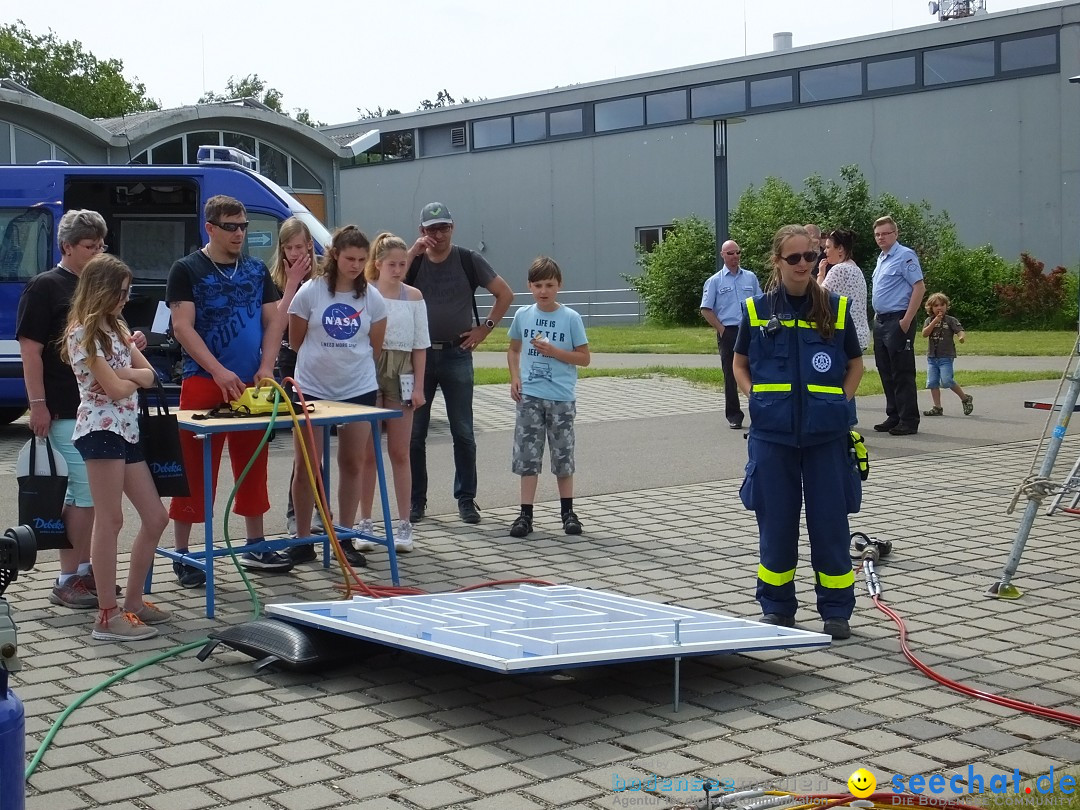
[210,220,251,232]
[780,251,819,266]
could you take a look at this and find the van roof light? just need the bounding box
[196,145,259,172]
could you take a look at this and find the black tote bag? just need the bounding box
[139,381,190,497]
[17,437,71,550]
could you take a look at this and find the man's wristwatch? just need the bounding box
[483,319,496,330]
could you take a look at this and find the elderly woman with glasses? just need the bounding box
[731,225,865,640]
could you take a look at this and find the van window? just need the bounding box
[0,207,52,281]
[244,212,282,266]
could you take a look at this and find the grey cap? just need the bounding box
[420,202,453,227]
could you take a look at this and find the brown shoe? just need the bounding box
[49,577,98,609]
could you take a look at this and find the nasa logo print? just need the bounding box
[811,351,832,373]
[322,303,362,340]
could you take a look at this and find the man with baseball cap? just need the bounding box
[406,202,513,524]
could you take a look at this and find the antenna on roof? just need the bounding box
[928,0,987,21]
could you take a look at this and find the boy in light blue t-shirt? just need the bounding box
[507,257,590,537]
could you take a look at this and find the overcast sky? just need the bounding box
[11,0,1053,125]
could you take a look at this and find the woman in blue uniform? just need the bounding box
[732,225,864,639]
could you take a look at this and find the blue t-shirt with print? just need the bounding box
[509,303,588,402]
[165,250,280,381]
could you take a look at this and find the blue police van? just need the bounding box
[0,148,331,423]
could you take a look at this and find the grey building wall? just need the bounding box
[333,1,1080,296]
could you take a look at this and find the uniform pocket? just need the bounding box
[804,389,850,435]
[843,459,862,514]
[739,459,758,510]
[748,391,794,434]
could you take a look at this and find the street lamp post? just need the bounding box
[713,119,729,273]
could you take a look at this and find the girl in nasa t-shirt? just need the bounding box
[287,226,387,541]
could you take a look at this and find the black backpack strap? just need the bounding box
[455,246,481,326]
[405,255,422,287]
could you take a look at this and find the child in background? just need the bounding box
[921,292,973,417]
[506,257,590,538]
[354,233,430,554]
[62,255,170,641]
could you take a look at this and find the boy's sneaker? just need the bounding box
[286,544,318,564]
[49,578,98,609]
[962,394,974,416]
[92,608,158,641]
[239,550,294,572]
[343,542,367,568]
[352,518,377,552]
[509,513,533,538]
[395,520,415,553]
[173,560,206,589]
[923,406,943,416]
[562,511,583,535]
[130,601,170,625]
[458,499,481,524]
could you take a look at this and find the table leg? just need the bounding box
[373,417,400,586]
[202,434,216,619]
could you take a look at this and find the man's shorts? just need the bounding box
[926,356,956,389]
[48,419,92,507]
[511,395,576,477]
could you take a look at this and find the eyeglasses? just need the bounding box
[723,250,741,255]
[780,251,819,266]
[210,220,251,232]
[78,242,107,252]
[422,224,452,234]
[874,230,896,238]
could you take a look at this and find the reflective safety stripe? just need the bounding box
[746,298,764,326]
[806,385,844,394]
[835,296,848,328]
[758,564,797,586]
[752,383,792,392]
[817,569,855,589]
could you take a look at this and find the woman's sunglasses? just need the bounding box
[780,251,818,266]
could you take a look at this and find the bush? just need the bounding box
[625,215,715,326]
[923,245,1013,330]
[994,253,1074,330]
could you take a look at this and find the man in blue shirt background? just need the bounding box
[700,240,763,429]
[870,216,926,436]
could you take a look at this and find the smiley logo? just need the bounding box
[848,768,876,798]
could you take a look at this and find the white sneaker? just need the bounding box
[352,518,377,552]
[395,520,414,553]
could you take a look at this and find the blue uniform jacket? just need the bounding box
[744,291,851,448]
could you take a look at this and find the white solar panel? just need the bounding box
[266,585,831,673]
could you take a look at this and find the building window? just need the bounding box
[690,81,746,118]
[186,131,220,161]
[636,225,674,253]
[750,75,793,108]
[13,127,52,163]
[866,56,917,92]
[223,132,256,157]
[473,117,512,148]
[1000,32,1057,73]
[381,130,415,160]
[924,40,994,86]
[646,90,686,125]
[595,97,643,132]
[258,142,289,185]
[549,108,583,136]
[514,112,546,143]
[800,62,862,103]
[151,137,183,164]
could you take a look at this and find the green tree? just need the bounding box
[0,20,158,118]
[624,216,716,326]
[200,74,324,127]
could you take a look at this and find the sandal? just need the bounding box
[923,406,943,416]
[962,395,974,416]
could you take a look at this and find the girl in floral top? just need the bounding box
[62,254,170,641]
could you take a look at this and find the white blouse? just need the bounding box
[821,260,870,351]
[382,297,431,352]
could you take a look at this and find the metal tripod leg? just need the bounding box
[989,368,1080,599]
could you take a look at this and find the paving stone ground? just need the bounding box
[4,374,1080,809]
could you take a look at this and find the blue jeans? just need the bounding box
[410,346,476,504]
